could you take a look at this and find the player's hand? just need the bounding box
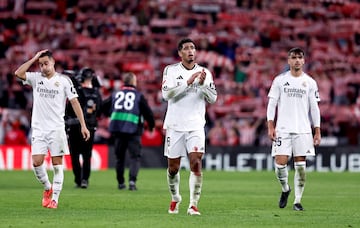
[313,127,321,146]
[187,72,201,85]
[81,127,90,141]
[268,128,276,141]
[33,49,48,60]
[198,68,206,85]
[267,121,276,141]
[313,134,321,146]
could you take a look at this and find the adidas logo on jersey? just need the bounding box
[283,82,290,86]
[176,75,183,79]
[39,81,44,85]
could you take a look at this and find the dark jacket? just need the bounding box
[65,85,102,130]
[102,85,155,135]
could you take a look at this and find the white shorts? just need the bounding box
[164,129,205,159]
[31,128,70,156]
[271,132,315,157]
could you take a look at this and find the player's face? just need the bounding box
[38,56,55,77]
[178,42,196,64]
[288,53,304,72]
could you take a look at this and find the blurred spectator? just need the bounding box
[226,127,240,146]
[141,127,163,146]
[208,120,227,146]
[141,119,164,146]
[0,73,27,109]
[238,118,262,146]
[4,119,28,145]
[316,71,332,104]
[93,115,111,144]
[0,108,30,145]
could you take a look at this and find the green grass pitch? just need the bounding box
[0,169,359,228]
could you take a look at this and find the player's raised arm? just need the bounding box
[14,49,48,80]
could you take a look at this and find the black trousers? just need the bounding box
[68,125,95,186]
[112,133,142,185]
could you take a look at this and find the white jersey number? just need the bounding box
[114,91,135,110]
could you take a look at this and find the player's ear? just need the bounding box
[50,56,55,64]
[50,58,55,67]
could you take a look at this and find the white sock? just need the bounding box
[294,161,306,204]
[189,171,202,208]
[275,163,289,192]
[52,165,64,203]
[167,169,181,202]
[33,164,51,190]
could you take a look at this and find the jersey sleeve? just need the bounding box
[267,76,280,100]
[23,72,38,86]
[161,65,188,101]
[309,79,321,127]
[267,76,280,121]
[266,97,277,121]
[64,76,78,100]
[200,68,217,104]
[310,79,321,102]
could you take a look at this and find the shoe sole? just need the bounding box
[129,186,137,191]
[187,211,201,216]
[46,201,58,209]
[293,204,304,211]
[187,207,201,215]
[42,201,51,207]
[118,185,126,190]
[168,210,179,214]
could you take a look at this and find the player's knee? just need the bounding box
[32,161,43,167]
[189,159,202,173]
[275,156,288,165]
[168,163,180,175]
[32,155,45,167]
[168,168,179,176]
[51,156,63,166]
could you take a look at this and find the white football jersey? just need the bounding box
[268,71,320,133]
[162,62,217,131]
[24,72,78,132]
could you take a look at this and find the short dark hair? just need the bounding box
[39,50,53,59]
[177,38,195,51]
[288,47,305,57]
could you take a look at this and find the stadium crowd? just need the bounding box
[0,0,360,146]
